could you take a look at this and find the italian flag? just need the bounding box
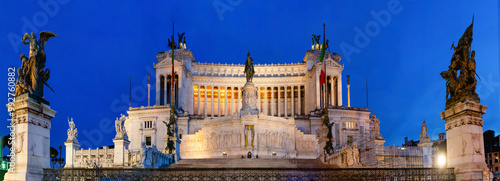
[319,24,326,86]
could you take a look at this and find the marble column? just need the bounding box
[224,86,228,116]
[156,74,160,105]
[278,86,281,117]
[347,84,351,107]
[284,86,288,117]
[204,85,207,117]
[197,85,201,114]
[298,85,301,115]
[231,86,234,115]
[164,74,168,105]
[211,85,214,117]
[257,87,261,112]
[316,71,320,109]
[271,87,274,116]
[291,85,295,116]
[338,75,343,106]
[331,76,334,106]
[218,86,221,117]
[264,87,268,115]
[239,87,242,111]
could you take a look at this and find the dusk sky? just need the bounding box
[0,1,498,157]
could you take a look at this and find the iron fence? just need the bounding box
[44,167,455,181]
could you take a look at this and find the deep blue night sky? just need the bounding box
[0,1,498,157]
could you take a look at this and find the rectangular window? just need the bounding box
[496,159,498,163]
[496,167,499,172]
[495,153,498,156]
[146,136,152,146]
[490,160,492,165]
[144,121,153,129]
[345,121,356,129]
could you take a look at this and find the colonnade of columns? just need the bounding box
[193,85,309,118]
[158,74,179,106]
[316,75,341,109]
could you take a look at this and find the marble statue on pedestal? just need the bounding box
[240,52,259,117]
[67,118,78,143]
[420,120,431,143]
[244,125,255,147]
[371,114,383,139]
[114,114,128,140]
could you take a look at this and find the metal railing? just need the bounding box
[43,167,455,181]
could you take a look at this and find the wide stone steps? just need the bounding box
[168,158,339,168]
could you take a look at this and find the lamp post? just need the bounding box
[57,145,65,168]
[50,147,57,168]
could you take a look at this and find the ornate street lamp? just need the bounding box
[57,145,65,168]
[50,147,58,168]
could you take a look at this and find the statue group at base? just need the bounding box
[15,31,57,97]
[440,19,479,109]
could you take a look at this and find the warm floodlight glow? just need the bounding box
[437,155,446,167]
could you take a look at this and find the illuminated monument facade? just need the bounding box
[65,45,396,168]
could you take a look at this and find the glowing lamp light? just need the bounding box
[437,155,446,167]
[312,44,315,50]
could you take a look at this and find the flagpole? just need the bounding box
[323,23,327,111]
[171,22,175,110]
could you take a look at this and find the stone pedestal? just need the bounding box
[4,94,56,181]
[113,138,130,167]
[240,82,259,117]
[440,100,489,181]
[164,136,181,163]
[373,138,386,162]
[64,141,80,168]
[418,142,433,168]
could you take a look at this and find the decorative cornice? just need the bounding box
[440,101,487,131]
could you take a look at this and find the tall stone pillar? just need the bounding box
[64,141,80,168]
[113,138,130,167]
[224,86,228,116]
[440,100,489,180]
[197,85,201,114]
[231,86,234,115]
[211,85,214,117]
[218,86,221,117]
[291,85,295,116]
[284,86,287,117]
[5,94,56,181]
[271,87,274,116]
[347,84,351,107]
[204,85,207,117]
[298,85,301,115]
[278,86,281,117]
